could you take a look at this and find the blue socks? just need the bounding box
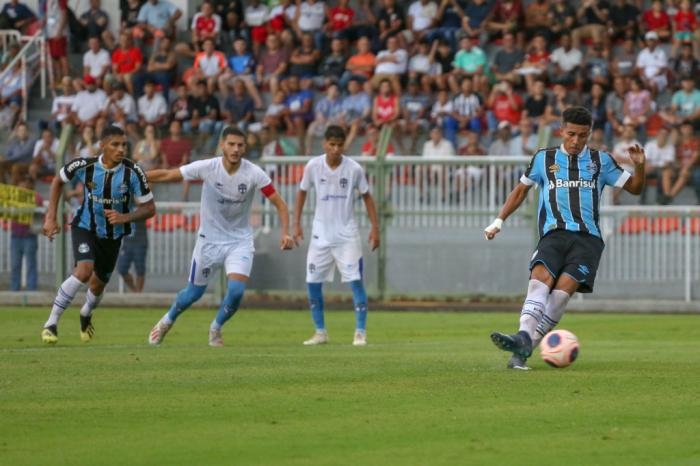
[165,282,207,323]
[211,279,246,330]
[307,282,325,330]
[350,280,368,332]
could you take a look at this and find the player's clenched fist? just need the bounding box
[280,234,295,250]
[42,218,60,241]
[484,218,503,240]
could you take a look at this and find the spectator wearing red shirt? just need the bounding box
[160,120,192,168]
[361,124,395,156]
[111,32,143,95]
[44,0,69,82]
[521,33,549,93]
[486,80,523,130]
[641,0,671,41]
[175,1,222,57]
[672,0,697,56]
[326,0,354,40]
[487,0,523,43]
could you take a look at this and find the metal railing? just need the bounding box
[0,29,48,122]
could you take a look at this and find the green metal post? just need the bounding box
[374,126,392,301]
[54,124,73,290]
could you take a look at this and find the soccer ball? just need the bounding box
[539,330,579,368]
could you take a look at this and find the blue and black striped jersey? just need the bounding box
[521,145,631,239]
[60,156,153,239]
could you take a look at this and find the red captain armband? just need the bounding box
[261,184,276,198]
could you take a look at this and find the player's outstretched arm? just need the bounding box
[484,183,532,240]
[623,144,646,195]
[146,168,184,183]
[268,192,295,250]
[293,189,307,246]
[42,175,66,241]
[105,199,156,225]
[362,192,380,251]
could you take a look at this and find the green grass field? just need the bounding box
[1,308,699,466]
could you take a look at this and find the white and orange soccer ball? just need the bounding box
[539,330,579,368]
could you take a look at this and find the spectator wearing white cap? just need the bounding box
[636,30,668,93]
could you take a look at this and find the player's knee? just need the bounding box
[73,263,93,282]
[530,264,554,286]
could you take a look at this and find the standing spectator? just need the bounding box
[641,0,671,41]
[377,0,406,49]
[522,79,548,127]
[399,80,431,154]
[160,120,191,168]
[10,176,41,291]
[407,0,438,44]
[524,0,551,41]
[549,32,583,86]
[492,32,524,84]
[547,0,577,42]
[184,80,223,148]
[641,125,675,204]
[450,35,488,93]
[662,76,700,129]
[572,0,610,49]
[70,75,108,128]
[256,33,290,97]
[289,32,322,79]
[29,129,58,181]
[486,80,523,130]
[283,75,314,154]
[43,0,69,82]
[636,31,669,93]
[133,124,161,170]
[305,83,344,153]
[243,0,269,57]
[606,76,627,138]
[50,76,76,131]
[340,78,372,150]
[608,0,639,42]
[111,32,143,95]
[137,79,168,126]
[1,1,37,33]
[176,0,221,56]
[293,0,326,51]
[610,37,637,79]
[135,0,182,46]
[668,122,700,202]
[222,78,255,130]
[218,38,262,107]
[372,79,400,130]
[340,35,375,89]
[82,36,111,86]
[117,219,148,293]
[136,36,177,101]
[372,35,408,94]
[79,0,116,50]
[461,0,492,44]
[188,37,227,95]
[0,122,35,184]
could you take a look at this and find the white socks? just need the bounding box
[45,275,84,328]
[80,289,103,317]
[518,279,549,340]
[533,289,571,347]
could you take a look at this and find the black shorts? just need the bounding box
[529,229,605,293]
[71,227,122,283]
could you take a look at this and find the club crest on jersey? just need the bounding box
[118,183,128,194]
[340,178,348,189]
[238,183,248,194]
[202,267,211,278]
[548,164,560,173]
[586,162,599,174]
[308,263,316,273]
[87,181,97,189]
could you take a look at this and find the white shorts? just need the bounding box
[306,237,363,283]
[188,239,255,286]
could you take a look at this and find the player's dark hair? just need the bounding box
[324,125,346,141]
[101,125,126,140]
[562,106,592,127]
[221,126,246,141]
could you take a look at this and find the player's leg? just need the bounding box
[336,238,368,346]
[41,229,96,343]
[304,241,336,345]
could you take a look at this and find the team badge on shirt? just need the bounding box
[340,178,348,189]
[87,181,97,189]
[548,164,560,174]
[586,162,599,174]
[118,183,129,194]
[238,183,248,194]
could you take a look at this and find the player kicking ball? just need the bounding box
[484,107,646,369]
[146,127,294,347]
[293,125,380,346]
[41,126,156,344]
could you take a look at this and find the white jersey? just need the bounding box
[180,157,272,245]
[299,155,369,245]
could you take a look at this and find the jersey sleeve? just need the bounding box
[355,163,369,194]
[601,152,631,188]
[179,159,210,181]
[59,158,89,183]
[299,159,314,192]
[520,151,543,187]
[130,163,154,203]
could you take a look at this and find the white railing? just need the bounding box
[0,29,48,122]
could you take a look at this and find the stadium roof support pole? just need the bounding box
[54,124,73,290]
[374,126,392,301]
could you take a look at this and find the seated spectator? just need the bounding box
[668,122,700,202]
[176,1,221,57]
[488,121,514,156]
[361,124,396,156]
[121,0,146,31]
[306,83,344,153]
[641,125,675,204]
[372,35,408,94]
[29,129,58,181]
[338,0,376,44]
[662,77,700,130]
[637,31,669,93]
[407,0,438,44]
[71,75,108,128]
[623,76,652,140]
[572,0,609,49]
[0,122,35,185]
[372,79,400,130]
[325,0,354,42]
[135,35,176,101]
[160,120,191,168]
[608,0,639,42]
[522,79,548,127]
[588,127,609,152]
[135,0,182,46]
[430,88,457,145]
[102,82,138,137]
[219,38,262,107]
[487,0,523,43]
[377,0,406,49]
[398,80,431,154]
[170,83,192,123]
[549,33,583,87]
[283,75,314,154]
[542,82,577,130]
[79,0,116,50]
[641,0,671,41]
[511,119,537,155]
[212,0,244,44]
[183,80,223,143]
[672,43,700,88]
[0,61,24,127]
[455,131,486,192]
[256,33,290,97]
[492,32,524,85]
[339,36,375,90]
[223,78,255,130]
[582,41,610,88]
[188,37,227,95]
[425,0,463,51]
[584,82,608,132]
[319,38,347,88]
[137,79,168,126]
[263,91,287,132]
[610,37,637,79]
[612,119,642,175]
[1,1,37,33]
[486,80,523,131]
[243,0,270,57]
[671,0,696,57]
[525,0,552,41]
[520,33,549,92]
[292,0,326,51]
[82,36,111,87]
[340,78,372,150]
[75,125,100,158]
[606,75,627,137]
[408,39,442,94]
[451,76,483,137]
[450,35,488,93]
[421,126,455,200]
[133,124,161,170]
[50,76,76,131]
[289,32,322,79]
[461,0,491,44]
[111,32,143,95]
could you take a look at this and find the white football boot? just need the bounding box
[352,331,367,346]
[209,328,224,347]
[148,320,172,345]
[303,330,329,345]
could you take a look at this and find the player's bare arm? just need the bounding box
[484,183,532,240]
[105,199,156,225]
[146,168,184,183]
[362,192,380,251]
[268,192,295,250]
[622,144,646,195]
[42,175,66,241]
[293,189,307,246]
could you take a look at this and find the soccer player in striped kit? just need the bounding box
[484,106,646,370]
[41,126,156,344]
